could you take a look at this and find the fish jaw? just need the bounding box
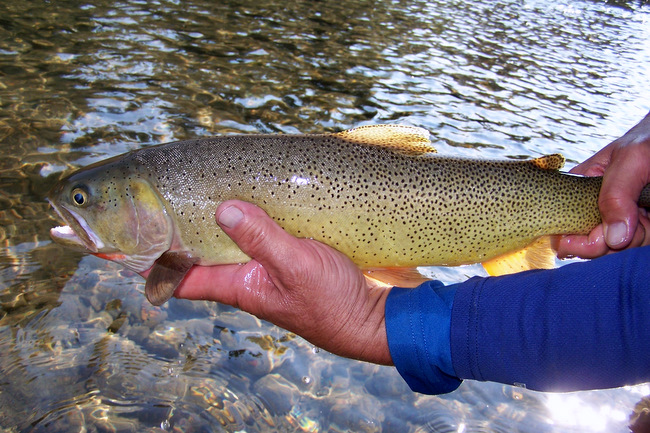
[49,200,104,253]
[50,225,91,251]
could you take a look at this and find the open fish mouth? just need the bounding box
[48,200,104,253]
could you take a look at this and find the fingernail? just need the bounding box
[218,205,244,228]
[605,221,628,247]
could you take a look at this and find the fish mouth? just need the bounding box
[48,200,104,253]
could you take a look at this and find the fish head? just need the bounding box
[47,158,173,273]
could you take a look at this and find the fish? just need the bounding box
[47,125,650,306]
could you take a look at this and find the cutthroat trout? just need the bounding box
[48,125,650,305]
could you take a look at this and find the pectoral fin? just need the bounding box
[145,251,199,306]
[482,236,556,276]
[363,267,430,288]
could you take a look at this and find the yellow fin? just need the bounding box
[363,267,430,288]
[482,236,556,276]
[333,125,436,155]
[529,154,565,170]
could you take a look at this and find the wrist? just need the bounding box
[386,282,461,394]
[339,288,393,365]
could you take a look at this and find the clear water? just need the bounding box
[1,0,650,431]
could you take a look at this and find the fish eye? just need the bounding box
[71,187,89,207]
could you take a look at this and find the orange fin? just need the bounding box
[482,236,556,276]
[528,154,565,170]
[363,267,430,288]
[332,125,436,155]
[93,252,127,261]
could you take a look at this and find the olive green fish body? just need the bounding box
[47,125,627,305]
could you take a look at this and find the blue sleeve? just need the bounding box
[386,245,650,394]
[386,281,461,394]
[452,245,650,392]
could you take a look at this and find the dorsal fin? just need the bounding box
[528,154,565,170]
[332,125,436,155]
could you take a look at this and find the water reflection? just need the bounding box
[1,0,650,431]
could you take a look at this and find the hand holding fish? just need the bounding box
[148,200,394,366]
[556,112,650,259]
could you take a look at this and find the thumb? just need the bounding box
[216,200,302,276]
[172,201,317,311]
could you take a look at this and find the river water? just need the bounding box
[1,0,650,431]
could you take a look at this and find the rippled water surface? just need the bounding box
[1,0,650,431]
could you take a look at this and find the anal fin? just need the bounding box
[363,267,430,288]
[482,236,556,276]
[145,251,199,306]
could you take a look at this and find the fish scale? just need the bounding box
[47,125,649,305]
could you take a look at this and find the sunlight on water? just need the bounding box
[546,393,627,431]
[1,0,650,431]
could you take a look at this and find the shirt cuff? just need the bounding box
[385,281,462,394]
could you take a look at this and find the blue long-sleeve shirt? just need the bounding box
[386,245,650,394]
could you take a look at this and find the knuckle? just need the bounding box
[238,222,270,253]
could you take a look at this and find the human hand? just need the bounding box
[145,200,393,365]
[556,112,650,259]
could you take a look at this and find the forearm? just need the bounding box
[452,245,650,392]
[386,245,650,394]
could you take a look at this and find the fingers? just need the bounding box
[560,113,650,258]
[554,226,608,259]
[555,144,613,258]
[558,152,650,257]
[170,262,263,305]
[598,144,650,249]
[556,209,650,259]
